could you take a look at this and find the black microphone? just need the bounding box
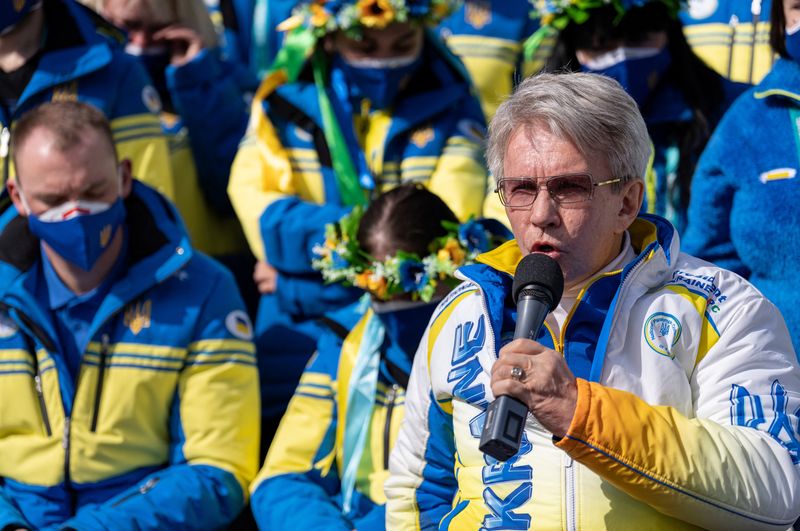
[479,253,564,461]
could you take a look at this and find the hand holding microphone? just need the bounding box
[479,253,577,461]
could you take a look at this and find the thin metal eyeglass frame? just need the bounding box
[494,174,623,207]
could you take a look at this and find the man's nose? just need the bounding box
[528,189,560,227]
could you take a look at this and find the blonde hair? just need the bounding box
[82,0,219,48]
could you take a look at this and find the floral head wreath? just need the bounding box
[312,207,512,302]
[277,0,457,38]
[523,0,685,60]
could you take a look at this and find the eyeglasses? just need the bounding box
[494,173,622,207]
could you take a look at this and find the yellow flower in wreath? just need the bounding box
[309,3,331,27]
[357,0,396,28]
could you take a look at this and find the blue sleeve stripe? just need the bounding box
[184,359,257,368]
[0,369,34,377]
[84,352,185,364]
[293,391,335,401]
[565,435,796,527]
[187,349,256,358]
[83,361,181,373]
[0,359,33,367]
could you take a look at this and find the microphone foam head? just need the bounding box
[512,253,564,311]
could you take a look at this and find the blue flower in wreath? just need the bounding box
[330,250,349,270]
[398,259,428,292]
[459,218,514,254]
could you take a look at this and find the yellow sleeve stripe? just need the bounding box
[0,348,33,360]
[188,339,256,355]
[427,289,479,370]
[300,371,333,386]
[445,35,521,52]
[754,89,800,102]
[664,285,721,368]
[86,342,186,359]
[110,114,162,130]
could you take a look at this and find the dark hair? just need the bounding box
[548,2,724,210]
[11,101,117,169]
[771,0,788,57]
[357,184,458,259]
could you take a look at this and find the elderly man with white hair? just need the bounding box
[386,72,800,530]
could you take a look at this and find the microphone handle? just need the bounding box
[479,294,551,461]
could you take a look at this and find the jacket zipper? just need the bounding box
[564,454,576,531]
[726,15,739,79]
[383,384,399,470]
[110,477,160,507]
[16,313,52,437]
[89,334,110,432]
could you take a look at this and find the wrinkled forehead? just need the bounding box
[503,123,609,177]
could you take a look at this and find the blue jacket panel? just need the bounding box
[0,181,260,529]
[166,47,249,215]
[683,57,800,351]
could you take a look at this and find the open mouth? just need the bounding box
[531,243,558,254]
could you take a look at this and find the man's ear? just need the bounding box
[6,179,28,218]
[617,178,644,230]
[119,159,133,198]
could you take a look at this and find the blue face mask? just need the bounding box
[580,46,672,108]
[372,299,439,365]
[334,52,423,110]
[125,44,171,108]
[786,23,800,63]
[0,0,39,36]
[27,198,126,271]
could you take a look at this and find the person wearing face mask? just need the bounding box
[87,0,256,314]
[228,0,488,453]
[526,0,747,234]
[0,0,175,200]
[683,0,800,353]
[0,101,259,530]
[249,184,511,530]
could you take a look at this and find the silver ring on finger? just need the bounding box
[510,366,525,381]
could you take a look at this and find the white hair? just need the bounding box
[487,72,651,187]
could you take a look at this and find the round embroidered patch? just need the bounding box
[225,310,254,341]
[644,312,682,359]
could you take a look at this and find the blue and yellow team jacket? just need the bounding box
[1,0,174,200]
[681,0,774,84]
[0,181,259,530]
[228,33,487,418]
[438,0,547,121]
[160,47,250,258]
[250,309,407,530]
[683,57,800,351]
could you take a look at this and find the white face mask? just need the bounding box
[17,168,123,219]
[579,46,664,70]
[341,52,421,70]
[124,43,169,56]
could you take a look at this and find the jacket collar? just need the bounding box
[753,58,800,105]
[0,181,192,329]
[467,214,678,284]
